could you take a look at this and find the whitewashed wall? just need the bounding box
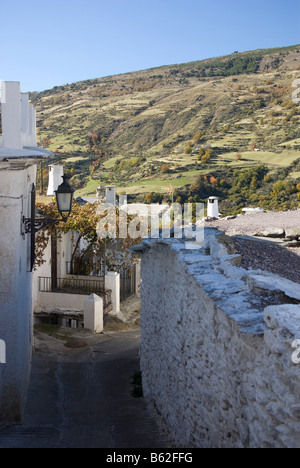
[0,163,37,423]
[140,233,300,448]
[33,230,75,310]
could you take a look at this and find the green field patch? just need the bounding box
[116,170,203,195]
[75,178,101,197]
[216,150,299,167]
[65,156,88,163]
[103,157,122,169]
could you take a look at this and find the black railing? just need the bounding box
[39,276,105,296]
[66,261,105,277]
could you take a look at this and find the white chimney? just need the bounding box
[105,185,116,206]
[96,186,106,201]
[47,165,64,196]
[1,82,22,149]
[207,197,220,218]
[119,194,127,206]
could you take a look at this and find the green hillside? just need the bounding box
[32,44,300,211]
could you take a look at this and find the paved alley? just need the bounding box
[0,326,171,448]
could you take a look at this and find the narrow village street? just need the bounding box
[0,299,170,448]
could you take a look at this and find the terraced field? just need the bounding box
[32,44,300,200]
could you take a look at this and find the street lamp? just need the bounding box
[55,175,75,222]
[23,175,74,271]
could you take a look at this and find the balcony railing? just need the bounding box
[39,276,105,296]
[66,260,105,277]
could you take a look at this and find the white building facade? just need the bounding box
[0,81,52,423]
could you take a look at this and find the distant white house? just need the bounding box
[242,207,266,214]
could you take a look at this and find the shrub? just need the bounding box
[145,193,154,203]
[161,164,170,174]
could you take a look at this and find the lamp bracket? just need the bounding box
[23,216,59,234]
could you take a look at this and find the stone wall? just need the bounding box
[139,230,300,448]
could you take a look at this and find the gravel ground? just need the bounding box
[205,210,300,236]
[205,210,300,284]
[233,237,300,285]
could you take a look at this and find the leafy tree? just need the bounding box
[35,201,144,271]
[193,131,203,143]
[145,193,154,203]
[161,164,170,174]
[201,149,213,164]
[198,147,206,158]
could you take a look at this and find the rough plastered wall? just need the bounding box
[139,230,300,448]
[0,164,37,423]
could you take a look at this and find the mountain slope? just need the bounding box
[31,44,300,198]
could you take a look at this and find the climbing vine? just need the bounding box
[35,201,144,271]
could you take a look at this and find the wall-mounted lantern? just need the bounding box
[55,175,75,222]
[23,175,74,271]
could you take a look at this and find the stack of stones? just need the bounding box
[254,228,300,247]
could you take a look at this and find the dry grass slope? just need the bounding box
[32,44,300,197]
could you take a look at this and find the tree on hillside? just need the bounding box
[200,149,213,164]
[193,131,203,144]
[145,193,154,203]
[161,164,170,174]
[198,147,206,159]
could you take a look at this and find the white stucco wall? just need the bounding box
[0,163,37,423]
[0,80,52,424]
[139,232,300,448]
[33,231,74,311]
[37,292,86,312]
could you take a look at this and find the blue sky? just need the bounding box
[1,0,299,92]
